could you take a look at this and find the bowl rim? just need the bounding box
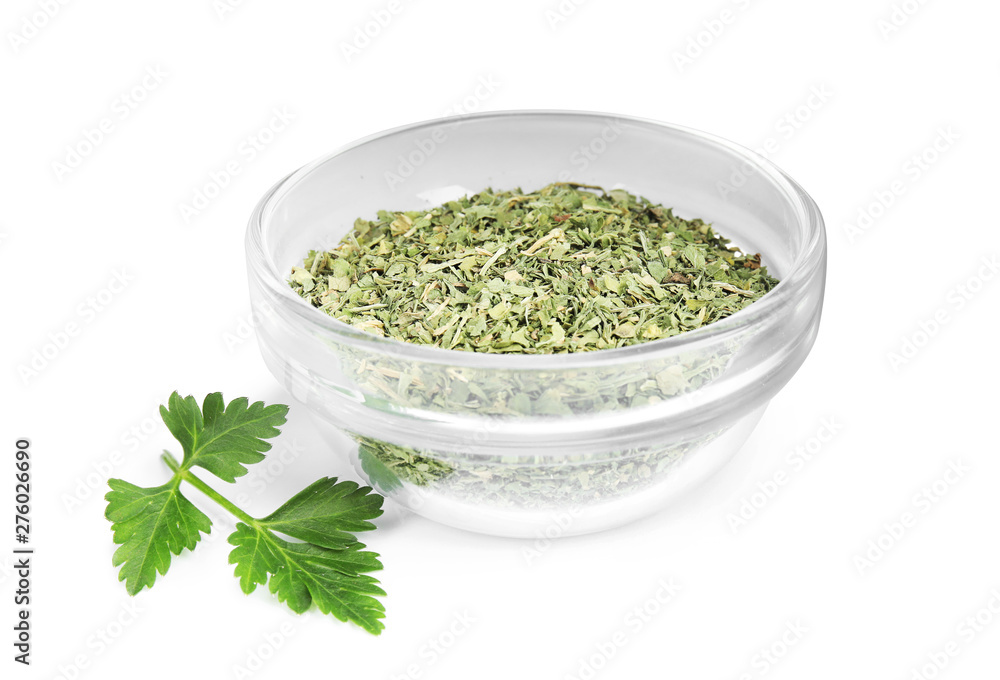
[246,108,826,369]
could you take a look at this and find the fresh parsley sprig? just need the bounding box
[104,392,387,635]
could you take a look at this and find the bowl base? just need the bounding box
[347,403,769,538]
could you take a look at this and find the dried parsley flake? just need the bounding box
[286,183,779,511]
[289,183,778,353]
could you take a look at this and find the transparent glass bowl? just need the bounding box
[245,110,826,537]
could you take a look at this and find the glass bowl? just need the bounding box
[245,110,826,537]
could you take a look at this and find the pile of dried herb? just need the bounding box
[289,183,777,353]
[287,183,778,509]
[354,434,713,508]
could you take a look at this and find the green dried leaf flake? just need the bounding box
[289,183,778,354]
[284,184,781,514]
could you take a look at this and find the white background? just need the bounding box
[3,0,999,678]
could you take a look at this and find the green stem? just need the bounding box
[161,451,257,526]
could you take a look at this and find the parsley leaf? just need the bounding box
[105,478,212,595]
[358,443,403,492]
[105,392,389,634]
[258,477,382,549]
[267,538,386,635]
[229,522,386,635]
[159,392,289,483]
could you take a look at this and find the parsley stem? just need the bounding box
[161,451,257,526]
